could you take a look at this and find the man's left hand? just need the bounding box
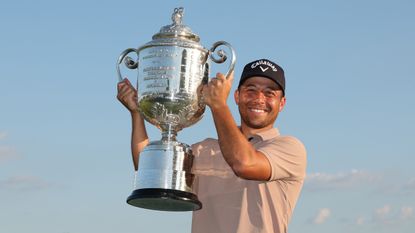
[201,71,234,110]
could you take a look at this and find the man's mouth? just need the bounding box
[248,108,267,113]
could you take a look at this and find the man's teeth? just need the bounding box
[250,109,265,113]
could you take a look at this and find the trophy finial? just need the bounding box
[172,7,184,25]
[153,7,199,42]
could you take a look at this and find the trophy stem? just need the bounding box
[161,124,177,142]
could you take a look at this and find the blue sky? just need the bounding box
[1,0,414,232]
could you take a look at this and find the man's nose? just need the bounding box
[253,90,266,102]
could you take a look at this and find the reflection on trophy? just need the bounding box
[116,7,236,211]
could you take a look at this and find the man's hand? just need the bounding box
[201,72,234,110]
[117,78,139,113]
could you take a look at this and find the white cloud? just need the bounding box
[370,205,414,225]
[313,208,331,224]
[0,145,18,163]
[374,205,391,220]
[0,175,52,191]
[305,169,381,191]
[400,206,413,220]
[0,132,19,163]
[356,216,365,225]
[306,171,415,199]
[0,131,7,140]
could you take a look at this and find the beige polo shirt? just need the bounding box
[191,128,307,233]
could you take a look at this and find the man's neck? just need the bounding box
[240,124,273,138]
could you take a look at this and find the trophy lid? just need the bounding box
[152,7,200,42]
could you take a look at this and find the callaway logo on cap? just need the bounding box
[238,59,286,95]
[250,60,279,72]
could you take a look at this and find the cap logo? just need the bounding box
[259,66,269,72]
[251,60,278,72]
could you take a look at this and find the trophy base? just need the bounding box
[127,188,202,211]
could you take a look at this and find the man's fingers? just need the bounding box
[119,80,136,93]
[125,78,135,88]
[117,81,125,91]
[227,71,234,82]
[201,84,208,96]
[123,87,135,97]
[118,83,129,94]
[117,86,135,101]
[216,72,226,81]
[212,72,234,85]
[209,78,217,85]
[117,78,134,90]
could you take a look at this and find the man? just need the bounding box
[117,59,307,233]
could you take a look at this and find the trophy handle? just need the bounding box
[209,41,236,79]
[116,48,139,82]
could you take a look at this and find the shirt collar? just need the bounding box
[247,128,280,143]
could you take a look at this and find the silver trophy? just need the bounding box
[116,7,236,211]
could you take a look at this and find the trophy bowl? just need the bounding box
[116,7,236,211]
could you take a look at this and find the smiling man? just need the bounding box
[191,59,307,233]
[117,58,307,233]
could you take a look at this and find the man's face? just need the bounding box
[234,76,286,130]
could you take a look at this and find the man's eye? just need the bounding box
[264,90,276,97]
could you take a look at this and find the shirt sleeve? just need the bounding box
[257,136,307,181]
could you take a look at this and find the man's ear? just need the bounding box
[234,89,240,105]
[279,96,286,112]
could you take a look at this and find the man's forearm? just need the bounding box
[130,111,149,170]
[210,105,257,176]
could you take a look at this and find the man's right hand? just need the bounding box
[117,78,139,113]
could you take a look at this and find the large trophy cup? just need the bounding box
[116,7,236,211]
